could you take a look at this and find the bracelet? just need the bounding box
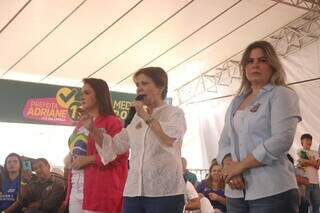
[145,117,155,125]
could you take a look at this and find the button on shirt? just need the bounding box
[96,104,187,197]
[217,84,302,200]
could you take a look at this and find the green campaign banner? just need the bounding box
[0,79,136,126]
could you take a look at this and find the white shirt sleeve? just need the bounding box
[95,128,130,165]
[186,181,199,200]
[158,108,186,143]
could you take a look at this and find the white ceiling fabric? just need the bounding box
[0,0,319,169]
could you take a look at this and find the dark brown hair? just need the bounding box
[4,153,22,178]
[133,67,168,99]
[301,133,312,141]
[82,78,115,116]
[301,133,313,145]
[34,158,50,168]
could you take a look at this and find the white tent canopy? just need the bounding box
[0,0,319,168]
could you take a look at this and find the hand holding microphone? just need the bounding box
[124,95,146,127]
[131,100,145,118]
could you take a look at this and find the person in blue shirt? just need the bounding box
[217,40,301,213]
[196,161,226,213]
[0,153,22,212]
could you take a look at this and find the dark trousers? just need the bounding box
[123,195,185,213]
[226,189,299,213]
[299,197,309,213]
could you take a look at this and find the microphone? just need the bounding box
[124,95,145,127]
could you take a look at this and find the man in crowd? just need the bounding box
[19,158,65,213]
[182,157,198,187]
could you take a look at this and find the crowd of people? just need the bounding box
[0,155,65,212]
[0,40,318,213]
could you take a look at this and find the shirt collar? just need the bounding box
[261,83,274,92]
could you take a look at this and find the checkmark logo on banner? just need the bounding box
[59,89,77,103]
[56,88,78,108]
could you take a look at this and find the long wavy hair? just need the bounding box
[238,40,287,95]
[3,153,22,179]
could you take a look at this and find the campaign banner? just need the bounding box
[0,79,136,126]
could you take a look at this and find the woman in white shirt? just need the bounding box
[90,67,187,213]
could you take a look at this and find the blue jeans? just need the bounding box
[226,189,299,213]
[306,184,320,213]
[123,195,185,213]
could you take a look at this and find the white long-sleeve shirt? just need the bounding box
[96,103,187,197]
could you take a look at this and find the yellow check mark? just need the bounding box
[56,88,78,108]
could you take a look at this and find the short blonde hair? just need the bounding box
[238,40,287,95]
